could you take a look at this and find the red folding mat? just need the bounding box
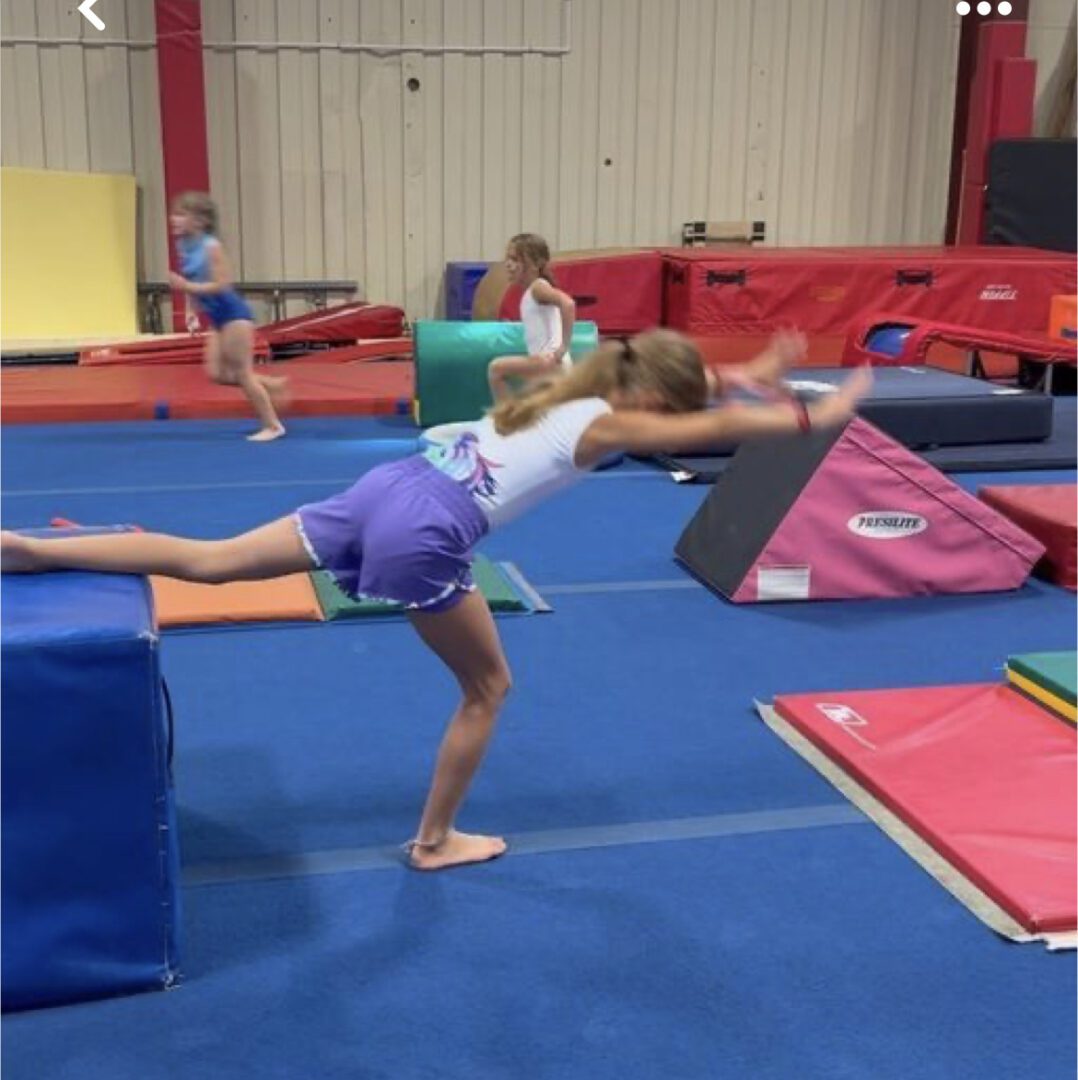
[261,302,405,346]
[281,339,413,364]
[979,485,1077,591]
[80,333,271,366]
[663,246,1076,337]
[774,683,1077,935]
[841,313,1078,369]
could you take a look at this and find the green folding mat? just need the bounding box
[312,555,544,620]
[414,319,600,426]
[1007,652,1077,707]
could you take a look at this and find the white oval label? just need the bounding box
[847,512,927,539]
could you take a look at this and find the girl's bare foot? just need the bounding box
[405,830,507,871]
[247,425,286,443]
[1,531,40,573]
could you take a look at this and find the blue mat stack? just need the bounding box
[1,537,182,1011]
[444,261,490,320]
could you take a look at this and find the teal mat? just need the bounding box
[414,319,600,426]
[1007,651,1077,706]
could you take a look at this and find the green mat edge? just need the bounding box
[311,555,551,621]
[1006,652,1077,707]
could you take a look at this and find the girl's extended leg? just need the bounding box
[1,517,312,582]
[405,590,512,870]
[219,321,286,441]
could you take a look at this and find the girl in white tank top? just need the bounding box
[2,330,870,872]
[488,233,577,404]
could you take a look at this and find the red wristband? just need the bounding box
[793,399,811,433]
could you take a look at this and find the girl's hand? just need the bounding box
[807,366,874,429]
[169,271,190,292]
[769,328,808,371]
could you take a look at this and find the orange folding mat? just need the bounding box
[150,574,324,629]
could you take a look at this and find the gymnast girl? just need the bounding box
[487,233,577,403]
[170,192,287,442]
[1,329,871,870]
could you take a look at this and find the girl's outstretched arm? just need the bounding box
[708,329,808,401]
[575,365,873,467]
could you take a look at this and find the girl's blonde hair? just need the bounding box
[508,232,555,283]
[174,191,219,234]
[491,329,707,436]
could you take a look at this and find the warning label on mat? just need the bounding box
[757,566,811,601]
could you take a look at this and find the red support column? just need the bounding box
[946,10,991,243]
[947,6,1034,246]
[154,0,210,331]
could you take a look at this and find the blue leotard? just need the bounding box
[177,233,252,328]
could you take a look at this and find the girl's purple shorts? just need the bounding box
[295,456,489,614]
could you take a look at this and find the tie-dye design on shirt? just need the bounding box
[424,432,501,500]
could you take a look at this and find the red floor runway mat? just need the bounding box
[979,484,1077,590]
[0,367,155,422]
[1,362,413,423]
[774,683,1077,935]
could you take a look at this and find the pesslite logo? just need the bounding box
[847,512,927,539]
[979,284,1017,301]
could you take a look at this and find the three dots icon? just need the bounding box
[956,2,1014,13]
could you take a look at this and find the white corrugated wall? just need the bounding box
[2,0,968,319]
[1027,0,1077,134]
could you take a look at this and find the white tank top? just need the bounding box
[520,281,569,363]
[423,397,612,529]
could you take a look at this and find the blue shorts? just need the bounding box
[199,290,253,329]
[295,457,489,614]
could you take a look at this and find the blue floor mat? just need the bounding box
[3,827,1074,1080]
[3,419,1075,1080]
[164,580,1075,863]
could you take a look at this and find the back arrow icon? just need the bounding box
[78,0,105,32]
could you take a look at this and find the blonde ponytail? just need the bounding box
[491,330,707,436]
[492,344,623,435]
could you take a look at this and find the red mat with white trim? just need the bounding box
[773,683,1077,935]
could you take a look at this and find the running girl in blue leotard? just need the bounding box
[170,192,287,442]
